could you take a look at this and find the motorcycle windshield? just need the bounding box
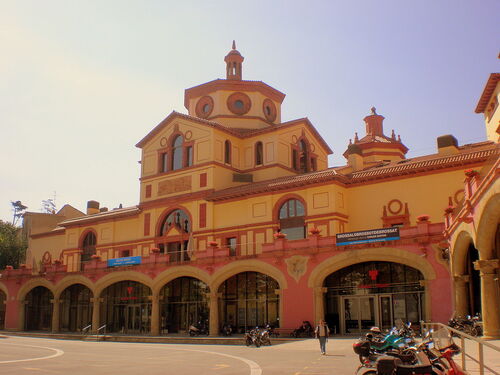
[432,327,454,350]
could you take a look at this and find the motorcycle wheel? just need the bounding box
[245,338,252,346]
[255,339,261,348]
[189,331,196,337]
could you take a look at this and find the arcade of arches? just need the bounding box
[12,261,437,336]
[17,271,282,335]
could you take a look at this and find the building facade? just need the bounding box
[1,44,498,338]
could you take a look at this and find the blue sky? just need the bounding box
[0,0,498,222]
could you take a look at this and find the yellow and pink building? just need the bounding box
[1,45,498,338]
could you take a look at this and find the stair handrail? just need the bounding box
[81,324,92,336]
[421,321,500,375]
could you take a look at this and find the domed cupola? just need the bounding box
[224,40,244,80]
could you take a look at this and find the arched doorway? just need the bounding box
[0,290,6,329]
[464,243,482,316]
[159,277,209,334]
[59,284,93,332]
[25,286,53,331]
[100,281,151,334]
[324,261,424,335]
[218,272,280,333]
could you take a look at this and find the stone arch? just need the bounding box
[451,230,475,276]
[94,271,153,297]
[308,248,436,324]
[155,205,193,237]
[0,282,8,300]
[152,266,211,295]
[54,275,95,299]
[17,278,55,301]
[211,259,288,293]
[476,193,500,260]
[308,247,436,289]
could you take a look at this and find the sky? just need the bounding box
[0,0,498,223]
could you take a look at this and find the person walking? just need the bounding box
[315,319,330,355]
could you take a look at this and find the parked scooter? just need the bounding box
[221,322,233,336]
[291,321,314,338]
[244,327,262,347]
[354,327,466,375]
[448,314,482,337]
[188,319,209,336]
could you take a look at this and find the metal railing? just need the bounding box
[421,322,500,375]
[81,324,92,335]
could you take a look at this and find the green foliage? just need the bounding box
[0,220,27,269]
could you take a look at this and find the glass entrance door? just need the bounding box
[379,295,393,331]
[342,296,376,334]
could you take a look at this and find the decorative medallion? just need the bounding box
[160,137,168,147]
[185,130,192,140]
[42,251,52,265]
[195,96,214,119]
[227,92,251,115]
[262,98,277,122]
[292,135,298,143]
[388,199,403,215]
[285,255,309,283]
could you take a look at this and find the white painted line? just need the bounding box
[0,343,64,364]
[179,348,262,375]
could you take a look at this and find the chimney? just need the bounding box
[346,144,364,171]
[87,200,100,215]
[437,135,459,156]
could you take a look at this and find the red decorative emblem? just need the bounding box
[127,287,134,295]
[368,270,379,281]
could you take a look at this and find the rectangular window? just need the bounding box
[145,185,152,198]
[121,250,130,258]
[311,158,317,171]
[200,173,207,188]
[185,146,193,167]
[199,203,207,228]
[227,237,237,256]
[144,213,151,236]
[160,153,168,172]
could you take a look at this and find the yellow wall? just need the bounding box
[484,84,499,143]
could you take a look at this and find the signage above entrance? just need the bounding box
[107,256,142,267]
[336,227,400,246]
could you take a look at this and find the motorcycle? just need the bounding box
[291,320,314,338]
[448,314,482,337]
[188,319,209,336]
[244,327,262,347]
[260,325,272,346]
[355,328,465,375]
[221,322,233,336]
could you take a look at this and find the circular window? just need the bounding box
[262,98,277,122]
[195,96,214,119]
[227,92,251,115]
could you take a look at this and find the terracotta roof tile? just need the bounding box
[475,73,500,113]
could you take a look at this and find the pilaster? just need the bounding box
[474,259,500,339]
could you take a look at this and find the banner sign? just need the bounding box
[336,227,400,246]
[107,256,142,267]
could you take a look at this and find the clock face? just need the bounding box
[263,98,277,122]
[227,92,251,115]
[195,96,214,118]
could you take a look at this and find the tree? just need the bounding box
[11,201,27,226]
[0,220,27,269]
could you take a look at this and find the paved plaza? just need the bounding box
[0,335,498,375]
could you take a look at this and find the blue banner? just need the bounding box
[107,256,142,267]
[336,227,400,246]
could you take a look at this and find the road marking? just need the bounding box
[0,343,64,364]
[166,348,262,375]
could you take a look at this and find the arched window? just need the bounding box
[255,142,263,166]
[299,140,308,173]
[278,199,305,240]
[172,135,184,171]
[81,232,96,266]
[159,209,191,262]
[224,140,231,164]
